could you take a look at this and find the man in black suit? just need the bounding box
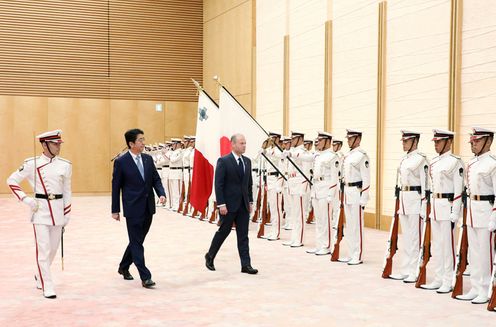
[205,134,258,274]
[112,128,166,288]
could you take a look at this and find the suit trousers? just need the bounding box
[119,213,153,281]
[208,208,251,267]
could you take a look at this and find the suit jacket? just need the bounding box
[215,153,253,213]
[111,151,166,218]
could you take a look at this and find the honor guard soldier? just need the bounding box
[332,139,345,234]
[251,140,265,222]
[168,138,184,211]
[187,136,197,216]
[281,136,293,230]
[390,130,429,282]
[306,132,340,255]
[303,139,315,220]
[7,130,72,299]
[264,132,284,241]
[162,142,172,209]
[181,136,193,213]
[282,131,314,247]
[341,129,370,265]
[455,127,496,304]
[420,129,464,293]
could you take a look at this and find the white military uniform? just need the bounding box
[457,129,496,302]
[6,130,72,298]
[181,145,193,212]
[281,141,293,230]
[396,147,429,281]
[342,143,370,264]
[283,142,313,247]
[265,145,284,240]
[422,135,464,292]
[161,145,171,208]
[250,150,262,221]
[168,143,183,210]
[154,147,167,206]
[309,146,340,255]
[187,143,196,216]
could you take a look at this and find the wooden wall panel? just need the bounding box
[0,0,202,101]
[164,102,198,140]
[203,0,252,113]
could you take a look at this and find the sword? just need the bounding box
[61,227,65,271]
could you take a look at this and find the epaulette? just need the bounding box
[358,148,368,155]
[490,154,496,162]
[417,152,427,158]
[58,157,72,164]
[450,153,461,160]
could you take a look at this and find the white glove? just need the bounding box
[326,196,334,203]
[488,213,496,232]
[420,200,427,220]
[449,212,459,224]
[258,148,266,155]
[22,197,39,213]
[63,216,70,227]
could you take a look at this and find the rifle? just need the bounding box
[306,207,315,224]
[209,201,217,223]
[182,171,192,216]
[488,242,496,311]
[252,182,262,223]
[452,189,468,298]
[382,171,401,278]
[177,179,185,213]
[257,178,269,238]
[331,182,345,261]
[415,191,432,288]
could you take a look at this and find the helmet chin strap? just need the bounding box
[350,136,358,149]
[408,138,417,153]
[44,142,55,158]
[440,139,450,155]
[476,138,489,156]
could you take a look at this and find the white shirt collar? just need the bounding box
[129,150,142,161]
[232,151,242,161]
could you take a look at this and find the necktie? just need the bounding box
[136,155,145,180]
[237,157,244,179]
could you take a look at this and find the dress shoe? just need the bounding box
[267,237,279,241]
[290,243,303,248]
[118,268,134,280]
[315,249,331,256]
[205,253,215,271]
[43,290,57,299]
[471,295,489,304]
[282,241,293,246]
[347,259,363,265]
[306,248,317,254]
[337,257,351,263]
[34,275,42,290]
[455,289,478,301]
[142,279,156,288]
[420,281,442,290]
[241,265,258,274]
[436,284,453,294]
[389,274,407,280]
[403,275,417,283]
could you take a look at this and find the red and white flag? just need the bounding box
[219,86,268,158]
[190,90,221,212]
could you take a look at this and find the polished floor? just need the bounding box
[0,196,493,326]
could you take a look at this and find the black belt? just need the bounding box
[184,166,191,170]
[252,168,259,172]
[170,167,182,170]
[346,181,362,188]
[470,194,495,202]
[433,193,454,200]
[316,177,329,181]
[163,165,169,168]
[401,186,421,192]
[267,172,279,176]
[157,167,162,170]
[36,193,63,200]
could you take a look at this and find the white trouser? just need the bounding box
[267,190,283,239]
[398,214,422,277]
[332,194,341,246]
[344,204,364,262]
[312,198,332,250]
[431,220,456,286]
[33,224,62,295]
[161,172,170,208]
[169,179,181,210]
[290,194,308,244]
[467,227,494,297]
[282,188,292,228]
[183,171,190,207]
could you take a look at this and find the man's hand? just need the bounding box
[112,213,120,221]
[159,196,166,204]
[22,196,39,213]
[219,206,228,216]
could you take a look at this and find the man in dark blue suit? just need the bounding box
[205,134,258,274]
[112,128,166,288]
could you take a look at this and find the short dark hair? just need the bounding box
[125,128,144,149]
